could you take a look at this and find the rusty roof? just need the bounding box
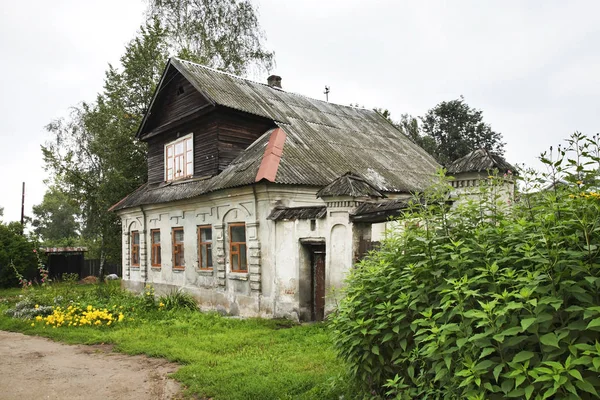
[112,58,440,211]
[446,148,515,174]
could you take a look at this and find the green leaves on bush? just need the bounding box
[159,289,198,311]
[331,133,600,399]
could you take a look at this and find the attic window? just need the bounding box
[165,133,193,181]
[176,85,185,95]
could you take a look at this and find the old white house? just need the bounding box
[111,58,441,320]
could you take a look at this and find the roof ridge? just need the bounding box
[172,57,375,113]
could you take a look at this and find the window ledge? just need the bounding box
[130,267,140,270]
[172,267,185,273]
[151,267,161,271]
[228,272,249,281]
[197,269,214,276]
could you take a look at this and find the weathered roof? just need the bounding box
[316,172,385,198]
[446,148,515,174]
[43,247,88,254]
[350,199,412,223]
[267,206,327,221]
[113,58,440,211]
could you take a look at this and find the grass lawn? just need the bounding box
[0,283,353,399]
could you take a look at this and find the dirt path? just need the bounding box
[0,331,184,400]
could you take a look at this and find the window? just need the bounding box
[165,134,193,181]
[131,231,140,267]
[229,223,247,272]
[198,225,213,270]
[172,227,185,269]
[151,229,161,267]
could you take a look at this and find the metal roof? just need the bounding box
[112,58,440,211]
[446,148,515,174]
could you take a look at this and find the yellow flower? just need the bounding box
[35,316,43,321]
[577,180,583,185]
[31,323,35,327]
[159,302,165,307]
[34,304,39,309]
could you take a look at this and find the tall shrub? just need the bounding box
[0,222,38,288]
[331,133,600,399]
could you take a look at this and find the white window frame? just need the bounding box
[164,133,194,182]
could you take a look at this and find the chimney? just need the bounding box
[267,75,282,89]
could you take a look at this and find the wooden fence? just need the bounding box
[82,259,121,278]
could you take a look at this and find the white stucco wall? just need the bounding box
[117,184,360,319]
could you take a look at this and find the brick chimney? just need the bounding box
[267,75,282,89]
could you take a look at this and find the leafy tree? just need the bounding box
[31,186,80,245]
[42,20,170,268]
[42,6,275,272]
[417,96,505,165]
[331,133,600,399]
[146,0,274,75]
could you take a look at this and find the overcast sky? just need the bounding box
[0,1,598,223]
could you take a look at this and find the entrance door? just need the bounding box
[312,248,326,321]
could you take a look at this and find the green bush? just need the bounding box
[331,133,600,399]
[0,222,39,288]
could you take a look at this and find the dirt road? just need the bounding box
[0,331,183,400]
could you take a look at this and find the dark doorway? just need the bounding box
[311,246,326,321]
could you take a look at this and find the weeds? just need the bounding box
[158,289,197,311]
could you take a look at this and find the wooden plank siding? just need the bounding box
[146,115,219,183]
[140,68,275,184]
[216,108,275,172]
[144,70,210,133]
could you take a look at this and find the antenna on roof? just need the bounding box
[324,86,330,102]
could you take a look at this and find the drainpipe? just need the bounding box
[140,205,148,286]
[251,184,261,313]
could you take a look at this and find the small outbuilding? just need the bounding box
[43,247,88,279]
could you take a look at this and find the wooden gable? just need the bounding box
[140,61,275,184]
[140,66,213,139]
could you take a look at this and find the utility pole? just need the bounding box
[20,182,25,235]
[324,86,330,102]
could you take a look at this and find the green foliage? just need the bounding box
[0,283,349,400]
[159,289,198,311]
[43,4,275,267]
[146,0,274,75]
[419,96,505,165]
[31,186,80,244]
[331,133,600,399]
[374,98,502,165]
[0,223,38,288]
[61,273,79,284]
[42,20,169,264]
